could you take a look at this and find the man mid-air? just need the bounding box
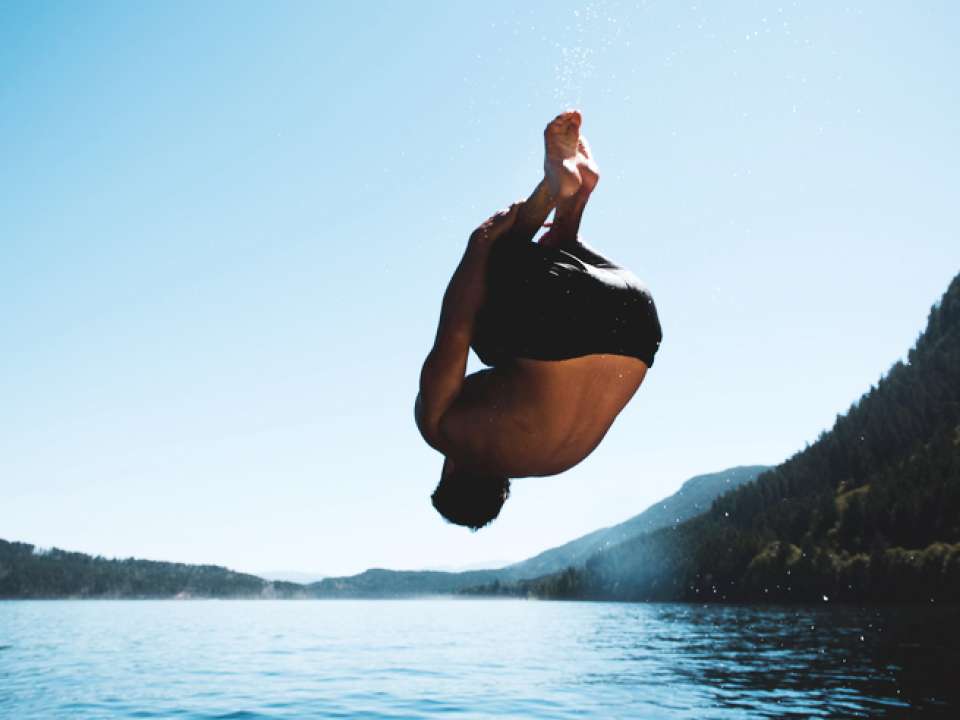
[415,111,662,530]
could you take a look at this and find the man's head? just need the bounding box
[431,458,510,531]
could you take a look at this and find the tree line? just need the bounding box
[0,540,305,599]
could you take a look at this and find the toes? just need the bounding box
[546,109,582,135]
[558,109,582,128]
[578,136,592,157]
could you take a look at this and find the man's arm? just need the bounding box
[415,205,520,452]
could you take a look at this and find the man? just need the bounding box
[415,111,662,530]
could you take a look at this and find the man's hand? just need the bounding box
[469,203,521,248]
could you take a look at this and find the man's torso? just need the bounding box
[439,354,648,477]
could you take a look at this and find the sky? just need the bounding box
[2,1,958,578]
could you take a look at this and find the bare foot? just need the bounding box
[576,136,600,195]
[538,136,599,249]
[543,110,583,201]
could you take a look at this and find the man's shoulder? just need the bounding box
[438,371,505,450]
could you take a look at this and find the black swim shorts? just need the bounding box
[471,239,662,368]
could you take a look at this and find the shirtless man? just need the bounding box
[415,111,662,530]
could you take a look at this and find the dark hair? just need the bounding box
[431,464,511,531]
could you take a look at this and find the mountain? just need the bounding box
[307,568,502,598]
[498,466,768,580]
[474,271,960,603]
[258,571,327,584]
[0,540,307,599]
[0,465,765,599]
[302,466,766,596]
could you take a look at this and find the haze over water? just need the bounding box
[2,600,957,718]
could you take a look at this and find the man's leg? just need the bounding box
[539,136,620,269]
[462,111,587,344]
[499,110,586,246]
[504,179,555,245]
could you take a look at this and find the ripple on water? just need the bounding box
[0,600,957,719]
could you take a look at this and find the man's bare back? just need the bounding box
[441,354,647,478]
[416,111,661,529]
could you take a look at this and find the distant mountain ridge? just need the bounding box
[258,571,327,584]
[305,465,767,598]
[308,568,501,598]
[0,467,765,599]
[498,465,768,580]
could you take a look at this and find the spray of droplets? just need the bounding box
[552,1,627,108]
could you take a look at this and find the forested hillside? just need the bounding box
[0,540,305,599]
[499,466,767,580]
[473,271,960,603]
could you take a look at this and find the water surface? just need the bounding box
[1,600,958,718]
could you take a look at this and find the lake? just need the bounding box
[1,599,957,718]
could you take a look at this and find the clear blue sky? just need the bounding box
[2,1,958,577]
